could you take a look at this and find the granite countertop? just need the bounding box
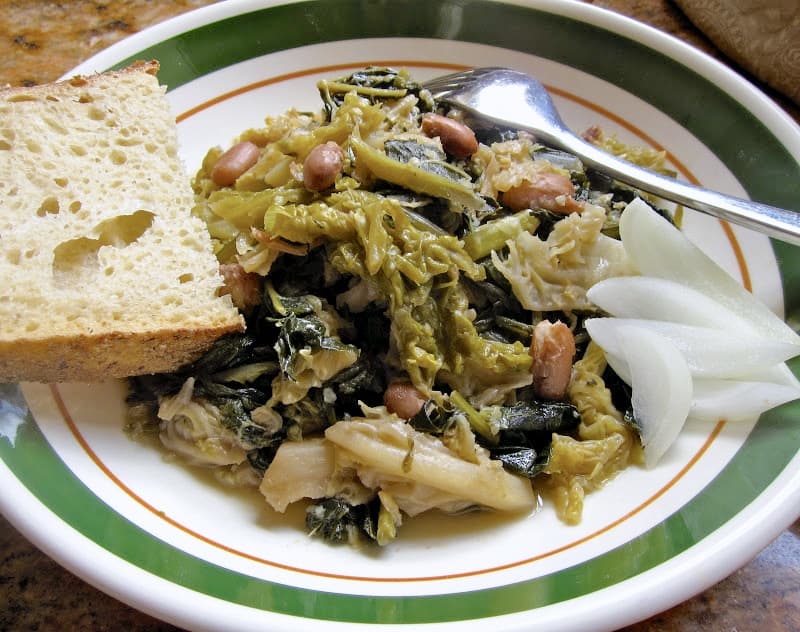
[1,1,799,630]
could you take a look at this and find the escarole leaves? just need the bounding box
[318,66,434,116]
[351,135,485,211]
[416,393,580,479]
[264,290,357,382]
[262,186,530,395]
[260,186,529,394]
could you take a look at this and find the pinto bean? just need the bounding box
[530,320,576,400]
[503,172,584,214]
[421,113,479,159]
[211,141,261,186]
[384,381,427,419]
[303,141,345,191]
[218,263,261,311]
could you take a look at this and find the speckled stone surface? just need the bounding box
[0,1,798,631]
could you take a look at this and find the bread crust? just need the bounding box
[0,321,244,383]
[0,59,159,96]
[0,60,245,383]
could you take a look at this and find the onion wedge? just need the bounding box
[691,378,800,422]
[585,317,799,378]
[587,276,757,334]
[616,324,693,468]
[618,198,800,345]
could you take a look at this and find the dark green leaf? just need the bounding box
[247,445,279,473]
[279,388,335,435]
[305,497,380,545]
[329,354,384,398]
[319,66,434,118]
[217,399,279,449]
[493,401,580,435]
[531,146,584,172]
[384,139,471,182]
[490,444,551,478]
[408,400,452,435]
[191,334,259,375]
[273,312,327,379]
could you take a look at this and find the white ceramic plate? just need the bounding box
[2,1,800,630]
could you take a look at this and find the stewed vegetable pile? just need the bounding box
[126,67,800,546]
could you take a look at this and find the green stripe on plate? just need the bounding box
[5,0,800,623]
[2,384,798,623]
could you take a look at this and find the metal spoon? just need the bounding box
[424,67,800,246]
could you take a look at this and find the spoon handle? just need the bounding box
[541,130,800,247]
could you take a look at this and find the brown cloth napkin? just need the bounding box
[675,0,800,105]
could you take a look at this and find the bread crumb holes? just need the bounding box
[36,197,60,216]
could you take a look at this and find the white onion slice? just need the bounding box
[748,363,800,388]
[617,325,693,468]
[604,351,632,385]
[587,276,757,334]
[585,317,799,378]
[618,198,800,345]
[690,378,800,422]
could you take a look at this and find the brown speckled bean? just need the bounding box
[303,141,345,191]
[421,113,479,158]
[531,320,576,400]
[384,381,427,419]
[503,172,583,214]
[211,141,260,186]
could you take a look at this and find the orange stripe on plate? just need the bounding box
[52,381,726,581]
[52,60,747,582]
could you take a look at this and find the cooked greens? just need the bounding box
[125,65,671,547]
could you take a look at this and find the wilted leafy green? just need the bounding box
[487,401,580,478]
[262,286,358,382]
[390,282,531,394]
[492,400,580,439]
[247,445,280,473]
[127,334,276,404]
[305,497,380,544]
[351,136,485,212]
[448,391,580,477]
[278,388,336,435]
[408,399,452,435]
[384,139,471,182]
[328,354,385,404]
[462,209,540,261]
[489,445,552,478]
[318,66,434,117]
[260,185,515,394]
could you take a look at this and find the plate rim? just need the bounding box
[5,0,800,629]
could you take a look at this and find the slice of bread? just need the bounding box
[0,60,244,383]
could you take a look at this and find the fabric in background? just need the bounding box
[675,0,800,105]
